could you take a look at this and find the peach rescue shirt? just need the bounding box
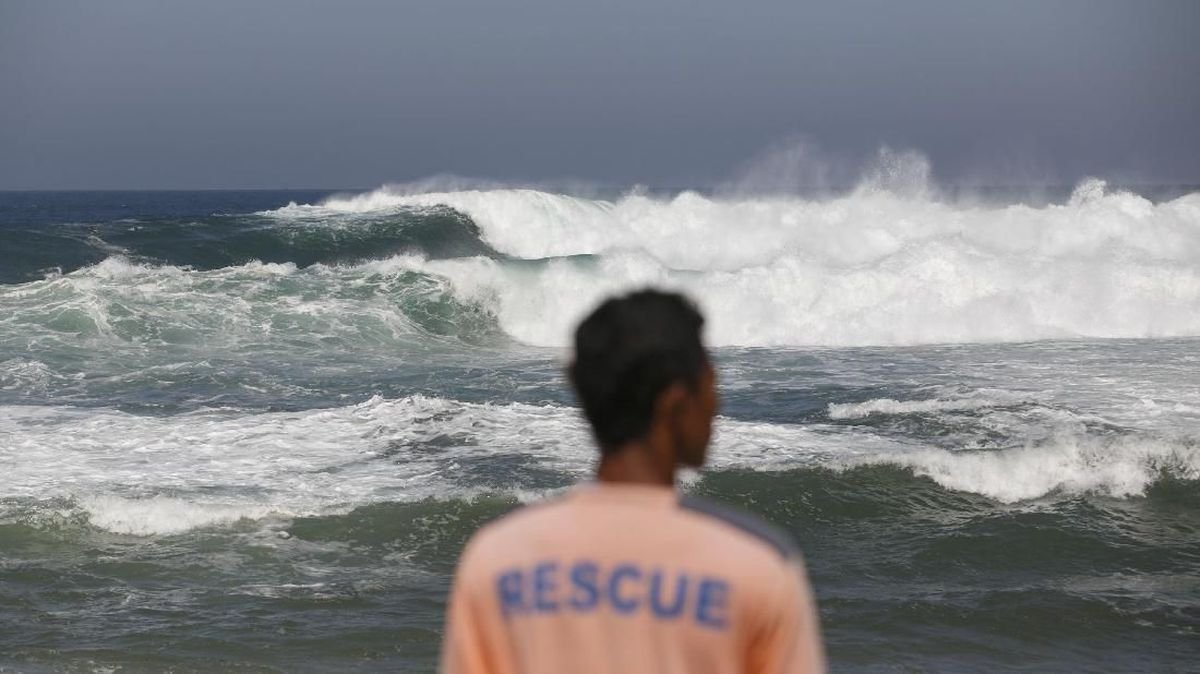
[440,483,825,674]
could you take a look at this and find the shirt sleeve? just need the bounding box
[748,555,826,674]
[440,540,509,674]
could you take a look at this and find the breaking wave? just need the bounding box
[828,390,1032,419]
[6,178,1200,349]
[3,393,1196,535]
[259,179,1200,347]
[850,434,1200,504]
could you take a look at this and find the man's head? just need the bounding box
[568,289,717,468]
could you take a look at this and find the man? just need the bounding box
[441,289,825,674]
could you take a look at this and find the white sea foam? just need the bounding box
[0,358,81,395]
[828,390,1030,419]
[259,178,1200,347]
[6,180,1199,349]
[852,434,1200,503]
[79,495,283,536]
[0,256,454,353]
[3,390,1193,534]
[3,396,846,534]
[374,243,1200,347]
[265,178,1200,267]
[0,396,583,534]
[820,384,1200,501]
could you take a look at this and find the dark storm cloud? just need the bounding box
[1,0,1197,189]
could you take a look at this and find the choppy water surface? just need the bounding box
[1,187,1198,672]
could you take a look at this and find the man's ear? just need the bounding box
[654,381,688,420]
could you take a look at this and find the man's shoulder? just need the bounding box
[676,494,799,561]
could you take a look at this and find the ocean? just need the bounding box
[1,183,1198,672]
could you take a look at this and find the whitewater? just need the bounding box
[1,184,1197,672]
[263,179,1200,347]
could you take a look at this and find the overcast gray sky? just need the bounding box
[2,0,1197,189]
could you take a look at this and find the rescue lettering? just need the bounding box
[496,561,730,630]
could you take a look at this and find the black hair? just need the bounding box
[568,289,708,453]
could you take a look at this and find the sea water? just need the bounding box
[1,183,1197,671]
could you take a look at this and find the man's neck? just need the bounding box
[595,439,676,487]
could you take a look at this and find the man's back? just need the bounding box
[441,483,824,674]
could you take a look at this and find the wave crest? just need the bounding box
[4,393,1196,535]
[829,391,1031,419]
[258,179,1200,347]
[855,434,1200,503]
